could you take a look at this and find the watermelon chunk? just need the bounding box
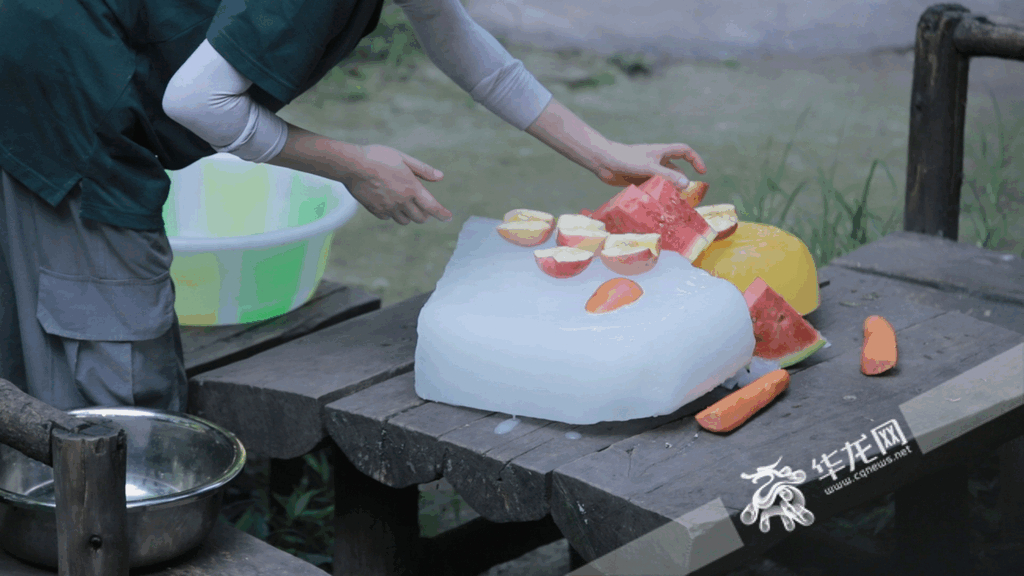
[743,277,827,367]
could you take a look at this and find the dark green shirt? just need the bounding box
[0,0,382,231]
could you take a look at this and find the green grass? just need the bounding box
[215,8,1022,571]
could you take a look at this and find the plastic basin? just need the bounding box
[163,153,358,326]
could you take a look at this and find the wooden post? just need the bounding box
[333,444,422,576]
[894,465,971,576]
[904,4,972,240]
[52,422,129,576]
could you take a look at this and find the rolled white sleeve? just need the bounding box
[395,0,553,130]
[162,40,288,163]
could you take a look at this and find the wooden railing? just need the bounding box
[904,3,1024,240]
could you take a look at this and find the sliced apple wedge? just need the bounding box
[534,246,595,278]
[497,209,556,247]
[497,220,555,247]
[504,209,554,224]
[555,214,609,252]
[696,204,739,240]
[679,181,710,208]
[599,233,662,276]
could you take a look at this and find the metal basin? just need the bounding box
[0,407,246,568]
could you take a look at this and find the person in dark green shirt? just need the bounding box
[0,0,708,412]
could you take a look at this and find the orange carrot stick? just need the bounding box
[861,315,898,375]
[696,369,790,433]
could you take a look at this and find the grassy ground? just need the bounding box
[217,4,1024,574]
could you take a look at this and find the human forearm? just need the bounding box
[265,123,365,185]
[525,98,707,188]
[524,98,617,180]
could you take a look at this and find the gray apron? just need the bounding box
[0,170,186,411]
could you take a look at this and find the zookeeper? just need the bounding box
[0,0,707,412]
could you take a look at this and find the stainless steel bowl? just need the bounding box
[0,407,246,568]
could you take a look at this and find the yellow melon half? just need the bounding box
[693,222,820,315]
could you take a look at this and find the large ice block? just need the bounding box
[414,216,755,425]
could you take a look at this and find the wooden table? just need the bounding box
[186,230,1024,576]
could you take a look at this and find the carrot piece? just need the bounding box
[585,278,643,314]
[861,315,898,375]
[696,369,790,433]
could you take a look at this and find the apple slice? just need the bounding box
[503,209,554,224]
[696,204,739,240]
[599,233,662,276]
[556,214,609,252]
[497,209,556,247]
[534,246,595,278]
[679,181,710,208]
[497,220,555,247]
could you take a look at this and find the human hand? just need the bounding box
[346,144,453,225]
[593,142,707,189]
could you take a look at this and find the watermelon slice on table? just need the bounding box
[743,277,827,367]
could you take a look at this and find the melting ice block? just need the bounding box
[414,216,755,425]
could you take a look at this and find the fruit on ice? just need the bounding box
[743,277,826,367]
[555,214,609,252]
[678,180,710,208]
[696,204,739,240]
[638,175,709,208]
[586,277,644,314]
[414,216,756,425]
[587,183,715,261]
[599,233,661,276]
[695,222,820,315]
[534,246,595,278]
[496,209,555,247]
[861,315,898,375]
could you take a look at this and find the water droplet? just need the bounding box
[843,395,857,402]
[494,417,519,435]
[565,431,581,440]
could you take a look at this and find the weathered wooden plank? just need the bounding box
[180,280,380,378]
[326,371,698,523]
[326,372,492,488]
[830,231,1024,307]
[0,521,329,576]
[552,311,1023,573]
[904,4,971,240]
[814,264,1024,342]
[189,292,429,460]
[954,13,1024,60]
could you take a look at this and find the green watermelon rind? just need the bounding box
[745,277,827,368]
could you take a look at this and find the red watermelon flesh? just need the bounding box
[590,184,716,261]
[743,277,826,367]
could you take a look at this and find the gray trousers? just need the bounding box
[0,169,186,411]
